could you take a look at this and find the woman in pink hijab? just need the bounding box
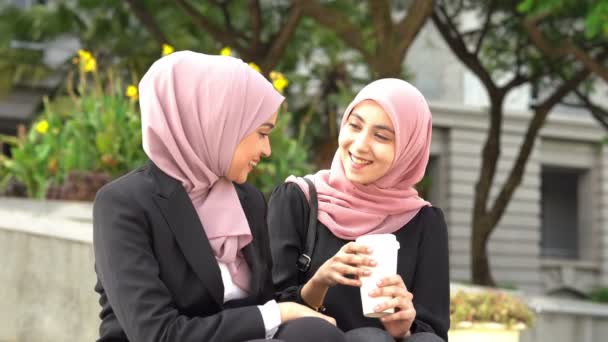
[93,51,345,342]
[268,79,449,342]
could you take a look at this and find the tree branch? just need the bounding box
[488,63,598,227]
[573,89,608,131]
[432,6,497,93]
[216,0,234,34]
[124,0,170,45]
[524,14,608,82]
[299,0,371,62]
[261,2,304,72]
[474,0,496,56]
[368,0,393,51]
[395,0,434,57]
[175,0,242,50]
[249,0,262,51]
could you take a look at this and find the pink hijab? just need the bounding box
[140,51,284,291]
[287,78,432,239]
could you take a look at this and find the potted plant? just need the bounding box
[449,290,534,342]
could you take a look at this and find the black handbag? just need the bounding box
[296,178,318,273]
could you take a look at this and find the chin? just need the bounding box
[344,172,367,185]
[238,172,251,184]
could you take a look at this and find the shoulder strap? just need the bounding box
[297,178,318,273]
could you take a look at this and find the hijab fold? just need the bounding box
[140,51,284,292]
[287,79,432,240]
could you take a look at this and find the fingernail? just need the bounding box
[374,305,381,311]
[370,259,377,266]
[377,280,383,286]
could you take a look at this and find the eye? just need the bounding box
[348,122,361,130]
[375,134,390,141]
[258,131,270,138]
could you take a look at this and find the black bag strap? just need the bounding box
[297,178,318,273]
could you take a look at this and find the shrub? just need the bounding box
[450,290,534,329]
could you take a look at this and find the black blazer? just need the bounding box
[93,161,274,342]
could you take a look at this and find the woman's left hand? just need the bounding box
[369,274,416,338]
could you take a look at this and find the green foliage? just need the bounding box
[249,110,314,196]
[589,287,608,303]
[0,65,146,198]
[518,0,608,39]
[450,290,535,328]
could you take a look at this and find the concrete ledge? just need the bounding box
[0,197,97,341]
[0,197,92,243]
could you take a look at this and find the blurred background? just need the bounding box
[1,0,608,341]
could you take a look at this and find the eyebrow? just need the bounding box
[260,123,275,129]
[350,113,395,134]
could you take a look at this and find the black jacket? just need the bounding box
[93,161,274,342]
[268,183,450,341]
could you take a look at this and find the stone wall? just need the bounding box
[0,197,97,342]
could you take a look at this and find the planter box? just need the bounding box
[449,323,522,342]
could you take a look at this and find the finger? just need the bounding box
[369,285,409,299]
[332,262,370,277]
[332,274,363,287]
[377,274,406,288]
[341,242,373,255]
[380,308,416,323]
[375,296,413,313]
[335,253,376,267]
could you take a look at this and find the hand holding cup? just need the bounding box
[310,242,376,288]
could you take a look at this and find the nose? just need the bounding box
[261,138,271,158]
[351,133,370,154]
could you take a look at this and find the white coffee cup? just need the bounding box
[355,234,400,318]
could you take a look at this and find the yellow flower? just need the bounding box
[220,46,232,56]
[162,43,174,56]
[78,49,92,61]
[248,62,261,73]
[126,85,139,100]
[273,77,289,93]
[35,120,49,135]
[83,57,97,73]
[269,71,280,80]
[269,71,288,93]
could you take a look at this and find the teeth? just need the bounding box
[249,161,258,168]
[350,154,371,165]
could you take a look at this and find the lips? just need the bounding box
[349,153,372,168]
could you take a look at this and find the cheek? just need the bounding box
[374,144,395,166]
[338,132,352,150]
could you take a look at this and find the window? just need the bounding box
[540,167,588,259]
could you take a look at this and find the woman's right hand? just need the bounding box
[310,242,376,288]
[277,302,336,326]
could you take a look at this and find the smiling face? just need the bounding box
[227,111,278,184]
[338,100,396,185]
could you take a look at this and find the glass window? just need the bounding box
[541,167,585,259]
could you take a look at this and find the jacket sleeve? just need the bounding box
[93,185,266,342]
[267,183,310,305]
[409,207,450,341]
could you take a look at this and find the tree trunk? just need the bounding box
[471,215,495,286]
[371,54,403,78]
[470,95,504,286]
